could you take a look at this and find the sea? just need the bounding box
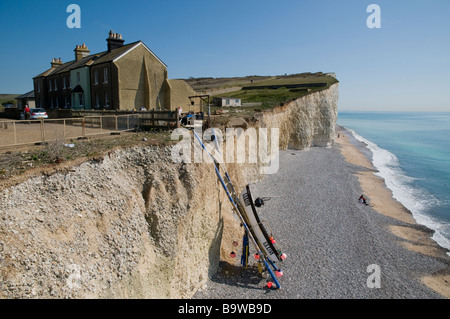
[337,111,450,254]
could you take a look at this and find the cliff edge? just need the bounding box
[0,84,338,298]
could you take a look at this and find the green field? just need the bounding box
[206,72,338,109]
[184,75,274,91]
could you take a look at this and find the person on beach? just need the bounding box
[359,194,369,206]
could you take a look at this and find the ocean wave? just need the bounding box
[345,128,450,253]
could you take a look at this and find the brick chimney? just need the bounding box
[107,30,125,52]
[74,43,90,61]
[51,57,63,68]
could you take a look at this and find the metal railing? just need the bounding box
[0,114,139,147]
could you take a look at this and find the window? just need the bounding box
[63,77,66,89]
[37,81,40,93]
[95,93,100,107]
[76,72,80,84]
[49,80,52,91]
[103,68,108,83]
[94,70,98,85]
[54,79,57,91]
[226,99,230,105]
[105,93,109,108]
[79,93,84,106]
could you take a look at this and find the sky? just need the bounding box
[0,0,449,111]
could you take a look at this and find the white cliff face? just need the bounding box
[257,83,339,150]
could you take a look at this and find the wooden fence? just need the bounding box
[54,109,180,130]
[0,114,140,147]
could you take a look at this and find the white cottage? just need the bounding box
[212,97,241,107]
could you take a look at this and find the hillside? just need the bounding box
[183,72,338,111]
[0,94,20,111]
[184,72,336,91]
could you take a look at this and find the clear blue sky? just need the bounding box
[1,0,449,111]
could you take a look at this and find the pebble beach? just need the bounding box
[195,125,450,299]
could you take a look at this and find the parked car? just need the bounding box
[29,108,48,120]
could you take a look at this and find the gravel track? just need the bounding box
[195,146,447,299]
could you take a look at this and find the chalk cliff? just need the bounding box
[256,83,339,150]
[0,84,338,298]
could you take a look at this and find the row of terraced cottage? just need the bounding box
[32,30,200,112]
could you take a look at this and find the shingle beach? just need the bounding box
[195,125,450,299]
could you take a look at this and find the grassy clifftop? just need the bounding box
[184,72,338,111]
[184,72,338,116]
